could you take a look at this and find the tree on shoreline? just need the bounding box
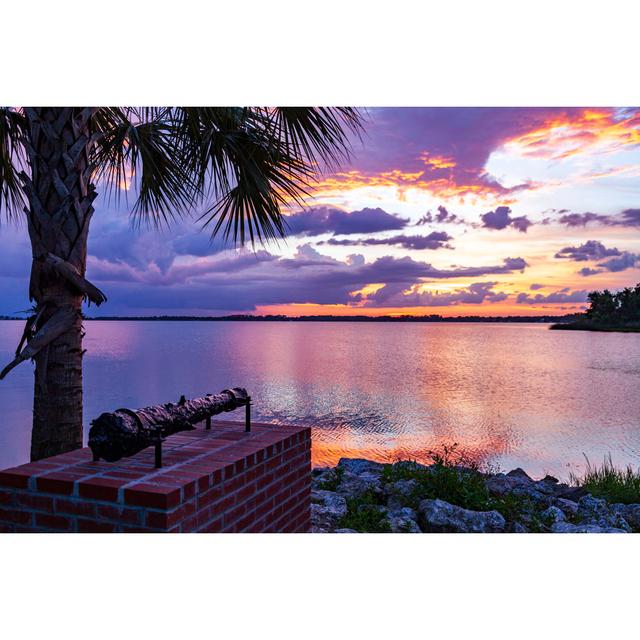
[0,107,363,461]
[585,283,640,326]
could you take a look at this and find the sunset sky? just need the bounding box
[1,107,639,317]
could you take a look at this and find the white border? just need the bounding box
[1,1,638,637]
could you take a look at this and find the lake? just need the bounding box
[0,320,639,479]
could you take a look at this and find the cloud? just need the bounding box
[555,240,622,262]
[516,289,589,304]
[557,208,640,228]
[284,206,409,237]
[480,206,533,233]
[321,231,453,251]
[84,243,528,313]
[363,281,509,308]
[415,205,462,226]
[595,252,640,273]
[529,283,545,290]
[554,240,640,276]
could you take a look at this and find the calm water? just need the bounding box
[0,320,639,479]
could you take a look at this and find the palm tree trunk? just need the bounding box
[23,108,97,461]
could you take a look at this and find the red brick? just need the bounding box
[78,477,127,502]
[198,517,223,533]
[35,475,76,495]
[197,486,223,510]
[77,519,117,533]
[55,498,97,518]
[124,484,181,509]
[96,504,143,525]
[0,490,15,506]
[0,508,32,525]
[0,468,32,489]
[146,500,195,529]
[15,493,54,512]
[35,513,72,531]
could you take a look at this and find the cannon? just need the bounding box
[88,388,251,464]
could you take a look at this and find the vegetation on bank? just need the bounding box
[570,455,640,505]
[551,283,640,332]
[314,444,640,532]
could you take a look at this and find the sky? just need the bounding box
[1,107,639,317]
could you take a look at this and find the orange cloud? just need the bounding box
[502,108,640,160]
[310,169,524,202]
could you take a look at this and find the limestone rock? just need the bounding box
[541,505,566,524]
[311,490,347,530]
[385,479,419,510]
[551,522,628,533]
[418,498,506,533]
[387,507,421,533]
[337,458,384,476]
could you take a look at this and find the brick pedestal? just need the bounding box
[0,421,311,533]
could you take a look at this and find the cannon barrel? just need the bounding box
[88,388,250,462]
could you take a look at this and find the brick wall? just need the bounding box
[0,421,311,533]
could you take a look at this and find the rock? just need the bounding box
[541,505,566,524]
[311,490,348,530]
[611,504,640,530]
[418,498,506,533]
[337,458,384,476]
[312,468,340,489]
[512,522,529,533]
[385,479,418,510]
[486,474,551,503]
[387,507,421,533]
[335,470,383,499]
[557,485,589,502]
[391,460,432,474]
[506,468,533,481]
[551,522,629,533]
[553,497,579,516]
[310,526,329,533]
[541,474,559,484]
[334,528,358,533]
[577,495,632,532]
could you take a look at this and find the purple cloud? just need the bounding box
[516,290,589,304]
[364,281,508,308]
[557,208,640,228]
[555,240,622,262]
[285,206,409,237]
[480,206,533,233]
[415,205,462,226]
[321,231,453,251]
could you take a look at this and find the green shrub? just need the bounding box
[337,490,391,533]
[570,455,640,505]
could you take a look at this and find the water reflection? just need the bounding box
[0,320,639,479]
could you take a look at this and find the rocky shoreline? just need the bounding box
[311,458,640,533]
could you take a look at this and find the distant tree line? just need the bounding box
[553,282,640,332]
[586,283,640,326]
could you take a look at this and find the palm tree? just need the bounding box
[0,107,363,461]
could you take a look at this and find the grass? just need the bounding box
[570,455,640,505]
[381,444,548,530]
[336,490,391,533]
[315,466,344,492]
[381,444,493,512]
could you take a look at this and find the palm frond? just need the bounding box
[176,107,363,245]
[90,106,363,245]
[0,108,28,221]
[91,107,200,227]
[266,107,365,171]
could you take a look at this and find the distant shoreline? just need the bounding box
[1,314,577,324]
[550,321,640,333]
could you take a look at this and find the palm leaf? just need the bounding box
[0,107,28,221]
